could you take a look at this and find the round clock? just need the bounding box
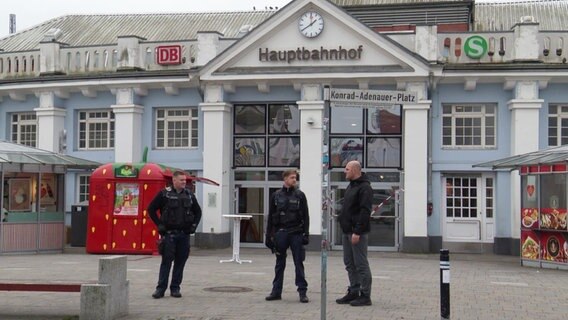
[298,11,324,38]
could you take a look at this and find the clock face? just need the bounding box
[298,11,324,38]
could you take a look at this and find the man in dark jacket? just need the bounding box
[265,169,310,303]
[336,160,373,306]
[148,170,202,299]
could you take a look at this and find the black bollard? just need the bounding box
[440,249,450,319]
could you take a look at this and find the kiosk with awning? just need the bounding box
[86,162,218,254]
[476,145,568,270]
[0,141,99,253]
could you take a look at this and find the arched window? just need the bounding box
[14,57,19,72]
[30,56,35,72]
[93,50,99,69]
[145,47,152,66]
[7,58,11,73]
[103,50,109,69]
[112,49,118,67]
[0,58,4,73]
[67,52,72,71]
[85,51,90,71]
[75,52,81,71]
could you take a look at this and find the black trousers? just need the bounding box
[271,230,307,295]
[156,232,190,292]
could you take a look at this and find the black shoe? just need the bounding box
[336,290,359,304]
[350,294,372,306]
[265,293,282,301]
[152,290,165,299]
[170,290,182,298]
[299,293,309,303]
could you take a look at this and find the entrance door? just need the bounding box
[235,185,283,247]
[235,187,264,245]
[331,186,400,251]
[443,175,495,243]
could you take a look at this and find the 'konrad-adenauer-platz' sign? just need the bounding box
[330,88,417,106]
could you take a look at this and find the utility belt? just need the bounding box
[166,229,184,234]
[277,225,304,234]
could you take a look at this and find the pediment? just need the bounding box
[200,0,430,81]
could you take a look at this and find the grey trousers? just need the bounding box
[342,233,372,296]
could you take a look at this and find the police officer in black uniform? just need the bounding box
[148,170,202,299]
[265,169,310,303]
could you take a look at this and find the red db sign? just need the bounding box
[157,45,182,65]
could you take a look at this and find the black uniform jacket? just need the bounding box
[148,187,202,233]
[266,186,310,237]
[339,174,373,235]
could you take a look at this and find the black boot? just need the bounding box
[336,290,359,304]
[299,293,309,303]
[265,292,282,301]
[152,289,165,299]
[350,293,372,306]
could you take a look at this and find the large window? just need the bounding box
[155,108,198,149]
[11,112,37,147]
[548,104,568,146]
[78,110,114,149]
[77,174,90,203]
[330,105,402,168]
[442,104,496,148]
[234,104,300,167]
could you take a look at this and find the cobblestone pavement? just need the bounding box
[0,248,567,320]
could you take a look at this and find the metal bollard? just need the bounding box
[440,249,450,319]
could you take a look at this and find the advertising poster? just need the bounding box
[521,230,540,261]
[541,232,567,263]
[114,183,139,216]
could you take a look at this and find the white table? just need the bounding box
[220,214,253,264]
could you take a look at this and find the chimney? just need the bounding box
[9,14,16,34]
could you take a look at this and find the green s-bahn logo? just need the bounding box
[464,35,488,59]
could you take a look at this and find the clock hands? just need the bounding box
[301,19,317,32]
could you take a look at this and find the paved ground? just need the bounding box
[0,247,567,320]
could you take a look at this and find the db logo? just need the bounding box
[157,45,182,65]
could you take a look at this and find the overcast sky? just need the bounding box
[0,0,293,38]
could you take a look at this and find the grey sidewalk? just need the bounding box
[0,248,567,320]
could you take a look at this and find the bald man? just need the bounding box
[336,160,373,307]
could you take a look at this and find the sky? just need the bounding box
[0,0,293,38]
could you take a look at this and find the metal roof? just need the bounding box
[0,141,100,169]
[2,1,568,53]
[330,0,469,5]
[0,11,275,52]
[474,0,568,31]
[474,145,568,170]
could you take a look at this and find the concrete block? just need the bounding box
[80,284,111,320]
[98,255,129,318]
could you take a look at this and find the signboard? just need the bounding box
[157,45,182,65]
[330,88,417,107]
[464,35,488,59]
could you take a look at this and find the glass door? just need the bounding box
[236,187,264,245]
[331,186,400,251]
[443,175,495,243]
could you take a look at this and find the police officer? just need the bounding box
[148,170,202,299]
[265,169,310,303]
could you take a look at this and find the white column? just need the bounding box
[403,101,431,238]
[298,90,324,236]
[34,91,66,152]
[402,82,431,243]
[111,88,143,162]
[508,80,543,239]
[200,85,231,236]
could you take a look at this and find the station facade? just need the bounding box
[2,0,568,254]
